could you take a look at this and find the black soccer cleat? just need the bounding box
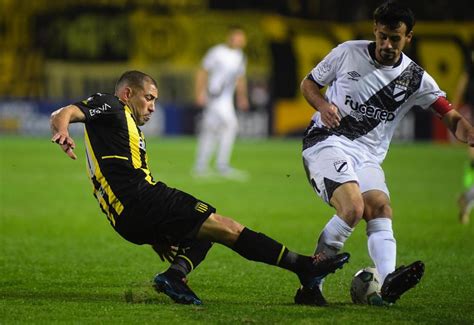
[294,252,350,306]
[153,272,202,305]
[381,260,425,304]
[294,284,328,306]
[297,252,351,287]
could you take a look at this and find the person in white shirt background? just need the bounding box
[193,25,249,177]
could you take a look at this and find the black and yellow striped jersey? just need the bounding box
[75,93,158,227]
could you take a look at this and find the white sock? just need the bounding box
[316,215,354,255]
[367,218,396,284]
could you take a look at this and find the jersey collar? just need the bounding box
[368,42,403,68]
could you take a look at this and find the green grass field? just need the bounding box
[1,136,473,324]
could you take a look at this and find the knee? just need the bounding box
[336,197,364,226]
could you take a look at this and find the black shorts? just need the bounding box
[113,182,216,246]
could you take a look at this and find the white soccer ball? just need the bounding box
[350,267,383,305]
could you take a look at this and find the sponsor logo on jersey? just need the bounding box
[392,80,408,102]
[347,71,361,81]
[139,138,146,151]
[333,160,348,173]
[89,103,111,117]
[345,95,395,122]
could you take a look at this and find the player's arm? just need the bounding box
[195,68,208,108]
[432,97,474,146]
[442,109,474,146]
[236,75,249,111]
[50,104,86,160]
[301,77,340,128]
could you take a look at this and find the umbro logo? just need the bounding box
[347,71,361,81]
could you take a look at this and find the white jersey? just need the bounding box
[303,40,445,163]
[202,44,246,115]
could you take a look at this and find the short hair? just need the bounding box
[228,24,245,33]
[115,70,157,93]
[373,0,415,34]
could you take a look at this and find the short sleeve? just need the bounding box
[202,46,218,71]
[414,73,446,110]
[309,44,345,87]
[74,93,123,122]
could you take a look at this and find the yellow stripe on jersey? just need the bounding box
[84,129,124,226]
[101,155,129,160]
[124,105,156,185]
[276,245,286,265]
[124,105,143,169]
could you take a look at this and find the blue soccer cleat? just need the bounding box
[153,272,202,305]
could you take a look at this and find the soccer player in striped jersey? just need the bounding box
[298,0,474,306]
[50,70,349,305]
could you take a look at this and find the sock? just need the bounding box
[232,227,312,273]
[168,240,213,277]
[315,215,353,256]
[367,218,396,284]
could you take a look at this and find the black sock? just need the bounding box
[232,227,311,273]
[169,239,213,277]
[279,250,313,274]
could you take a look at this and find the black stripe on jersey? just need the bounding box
[303,61,424,150]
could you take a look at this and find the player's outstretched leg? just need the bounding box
[153,269,202,305]
[381,260,424,304]
[294,252,350,306]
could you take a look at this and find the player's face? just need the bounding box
[128,81,158,126]
[373,22,413,66]
[228,30,246,49]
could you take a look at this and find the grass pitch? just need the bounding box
[1,136,473,324]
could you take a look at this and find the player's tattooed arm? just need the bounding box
[50,105,86,160]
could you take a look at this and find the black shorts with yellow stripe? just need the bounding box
[114,182,216,246]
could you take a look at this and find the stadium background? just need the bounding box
[1,0,473,140]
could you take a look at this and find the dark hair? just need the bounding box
[115,70,157,93]
[373,0,415,34]
[228,24,245,33]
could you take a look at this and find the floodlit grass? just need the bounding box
[1,136,473,324]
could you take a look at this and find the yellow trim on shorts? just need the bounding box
[176,254,194,271]
[101,155,129,160]
[276,245,286,265]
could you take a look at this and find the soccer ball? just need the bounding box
[350,267,383,305]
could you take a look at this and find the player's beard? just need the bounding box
[380,49,396,64]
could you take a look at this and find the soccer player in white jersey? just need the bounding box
[297,0,474,306]
[193,26,249,177]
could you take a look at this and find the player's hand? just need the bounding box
[152,242,178,263]
[51,132,77,160]
[319,102,341,128]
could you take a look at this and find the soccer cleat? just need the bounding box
[294,252,350,306]
[294,284,328,306]
[381,260,424,304]
[153,273,202,305]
